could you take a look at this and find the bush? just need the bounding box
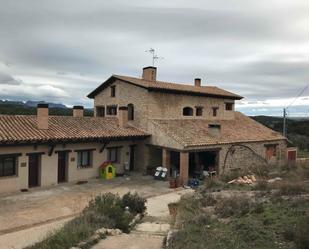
[295,216,309,249]
[215,195,251,218]
[276,181,305,196]
[282,225,295,241]
[252,180,269,191]
[204,178,225,190]
[121,192,147,215]
[28,192,145,249]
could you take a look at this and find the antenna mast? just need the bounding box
[145,48,164,66]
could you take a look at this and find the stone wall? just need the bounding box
[147,91,235,120]
[94,80,149,129]
[214,140,287,174]
[93,79,237,133]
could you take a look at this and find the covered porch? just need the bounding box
[147,145,220,185]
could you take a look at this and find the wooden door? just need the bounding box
[28,154,40,187]
[129,145,135,171]
[58,152,67,183]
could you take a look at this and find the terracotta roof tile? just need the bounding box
[151,112,285,148]
[0,115,149,145]
[88,75,243,99]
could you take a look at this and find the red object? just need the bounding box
[287,150,297,162]
[169,179,177,188]
[99,161,113,170]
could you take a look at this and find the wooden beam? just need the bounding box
[48,145,55,156]
[99,141,110,153]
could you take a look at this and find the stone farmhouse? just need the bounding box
[0,67,287,194]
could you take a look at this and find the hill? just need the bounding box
[251,115,309,154]
[0,100,93,116]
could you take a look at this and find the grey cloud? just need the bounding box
[0,71,21,85]
[0,0,308,115]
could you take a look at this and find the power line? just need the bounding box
[283,83,309,136]
[286,84,309,109]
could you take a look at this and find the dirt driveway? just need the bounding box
[0,174,175,248]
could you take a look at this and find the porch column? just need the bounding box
[162,148,170,177]
[179,152,189,185]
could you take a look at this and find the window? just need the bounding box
[110,85,116,97]
[212,107,219,117]
[108,147,120,163]
[266,145,277,160]
[106,105,117,115]
[128,104,134,121]
[183,107,193,116]
[0,156,17,177]
[225,103,233,111]
[96,106,105,117]
[77,151,92,168]
[196,106,203,116]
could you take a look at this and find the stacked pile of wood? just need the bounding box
[228,175,257,185]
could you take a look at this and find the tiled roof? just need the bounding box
[150,112,285,148]
[0,115,149,145]
[87,75,243,100]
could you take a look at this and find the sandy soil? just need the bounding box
[0,174,177,249]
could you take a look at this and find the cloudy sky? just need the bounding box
[0,0,308,116]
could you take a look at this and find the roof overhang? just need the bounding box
[88,75,243,100]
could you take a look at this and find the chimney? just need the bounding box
[118,106,128,127]
[195,78,201,87]
[73,105,84,117]
[208,124,221,137]
[142,66,157,81]
[37,103,49,130]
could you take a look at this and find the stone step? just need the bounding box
[132,222,170,236]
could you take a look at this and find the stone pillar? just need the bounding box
[162,149,171,177]
[179,152,189,185]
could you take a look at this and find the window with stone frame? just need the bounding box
[77,150,92,168]
[212,107,219,117]
[128,104,134,121]
[183,107,193,116]
[0,155,17,177]
[225,102,233,111]
[265,145,277,160]
[96,106,105,117]
[110,85,116,97]
[196,106,203,116]
[108,147,121,163]
[106,105,117,116]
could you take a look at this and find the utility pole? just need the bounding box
[283,108,287,137]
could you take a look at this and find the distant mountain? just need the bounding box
[25,100,67,109]
[0,100,93,116]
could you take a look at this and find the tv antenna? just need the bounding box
[145,48,164,66]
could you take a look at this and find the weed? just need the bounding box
[27,192,146,249]
[214,195,251,218]
[121,192,147,215]
[295,216,309,249]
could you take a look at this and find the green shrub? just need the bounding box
[204,178,225,190]
[215,196,251,218]
[282,225,295,241]
[252,180,269,191]
[199,193,217,207]
[121,192,147,215]
[249,164,269,178]
[295,216,309,249]
[276,181,305,196]
[28,192,145,249]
